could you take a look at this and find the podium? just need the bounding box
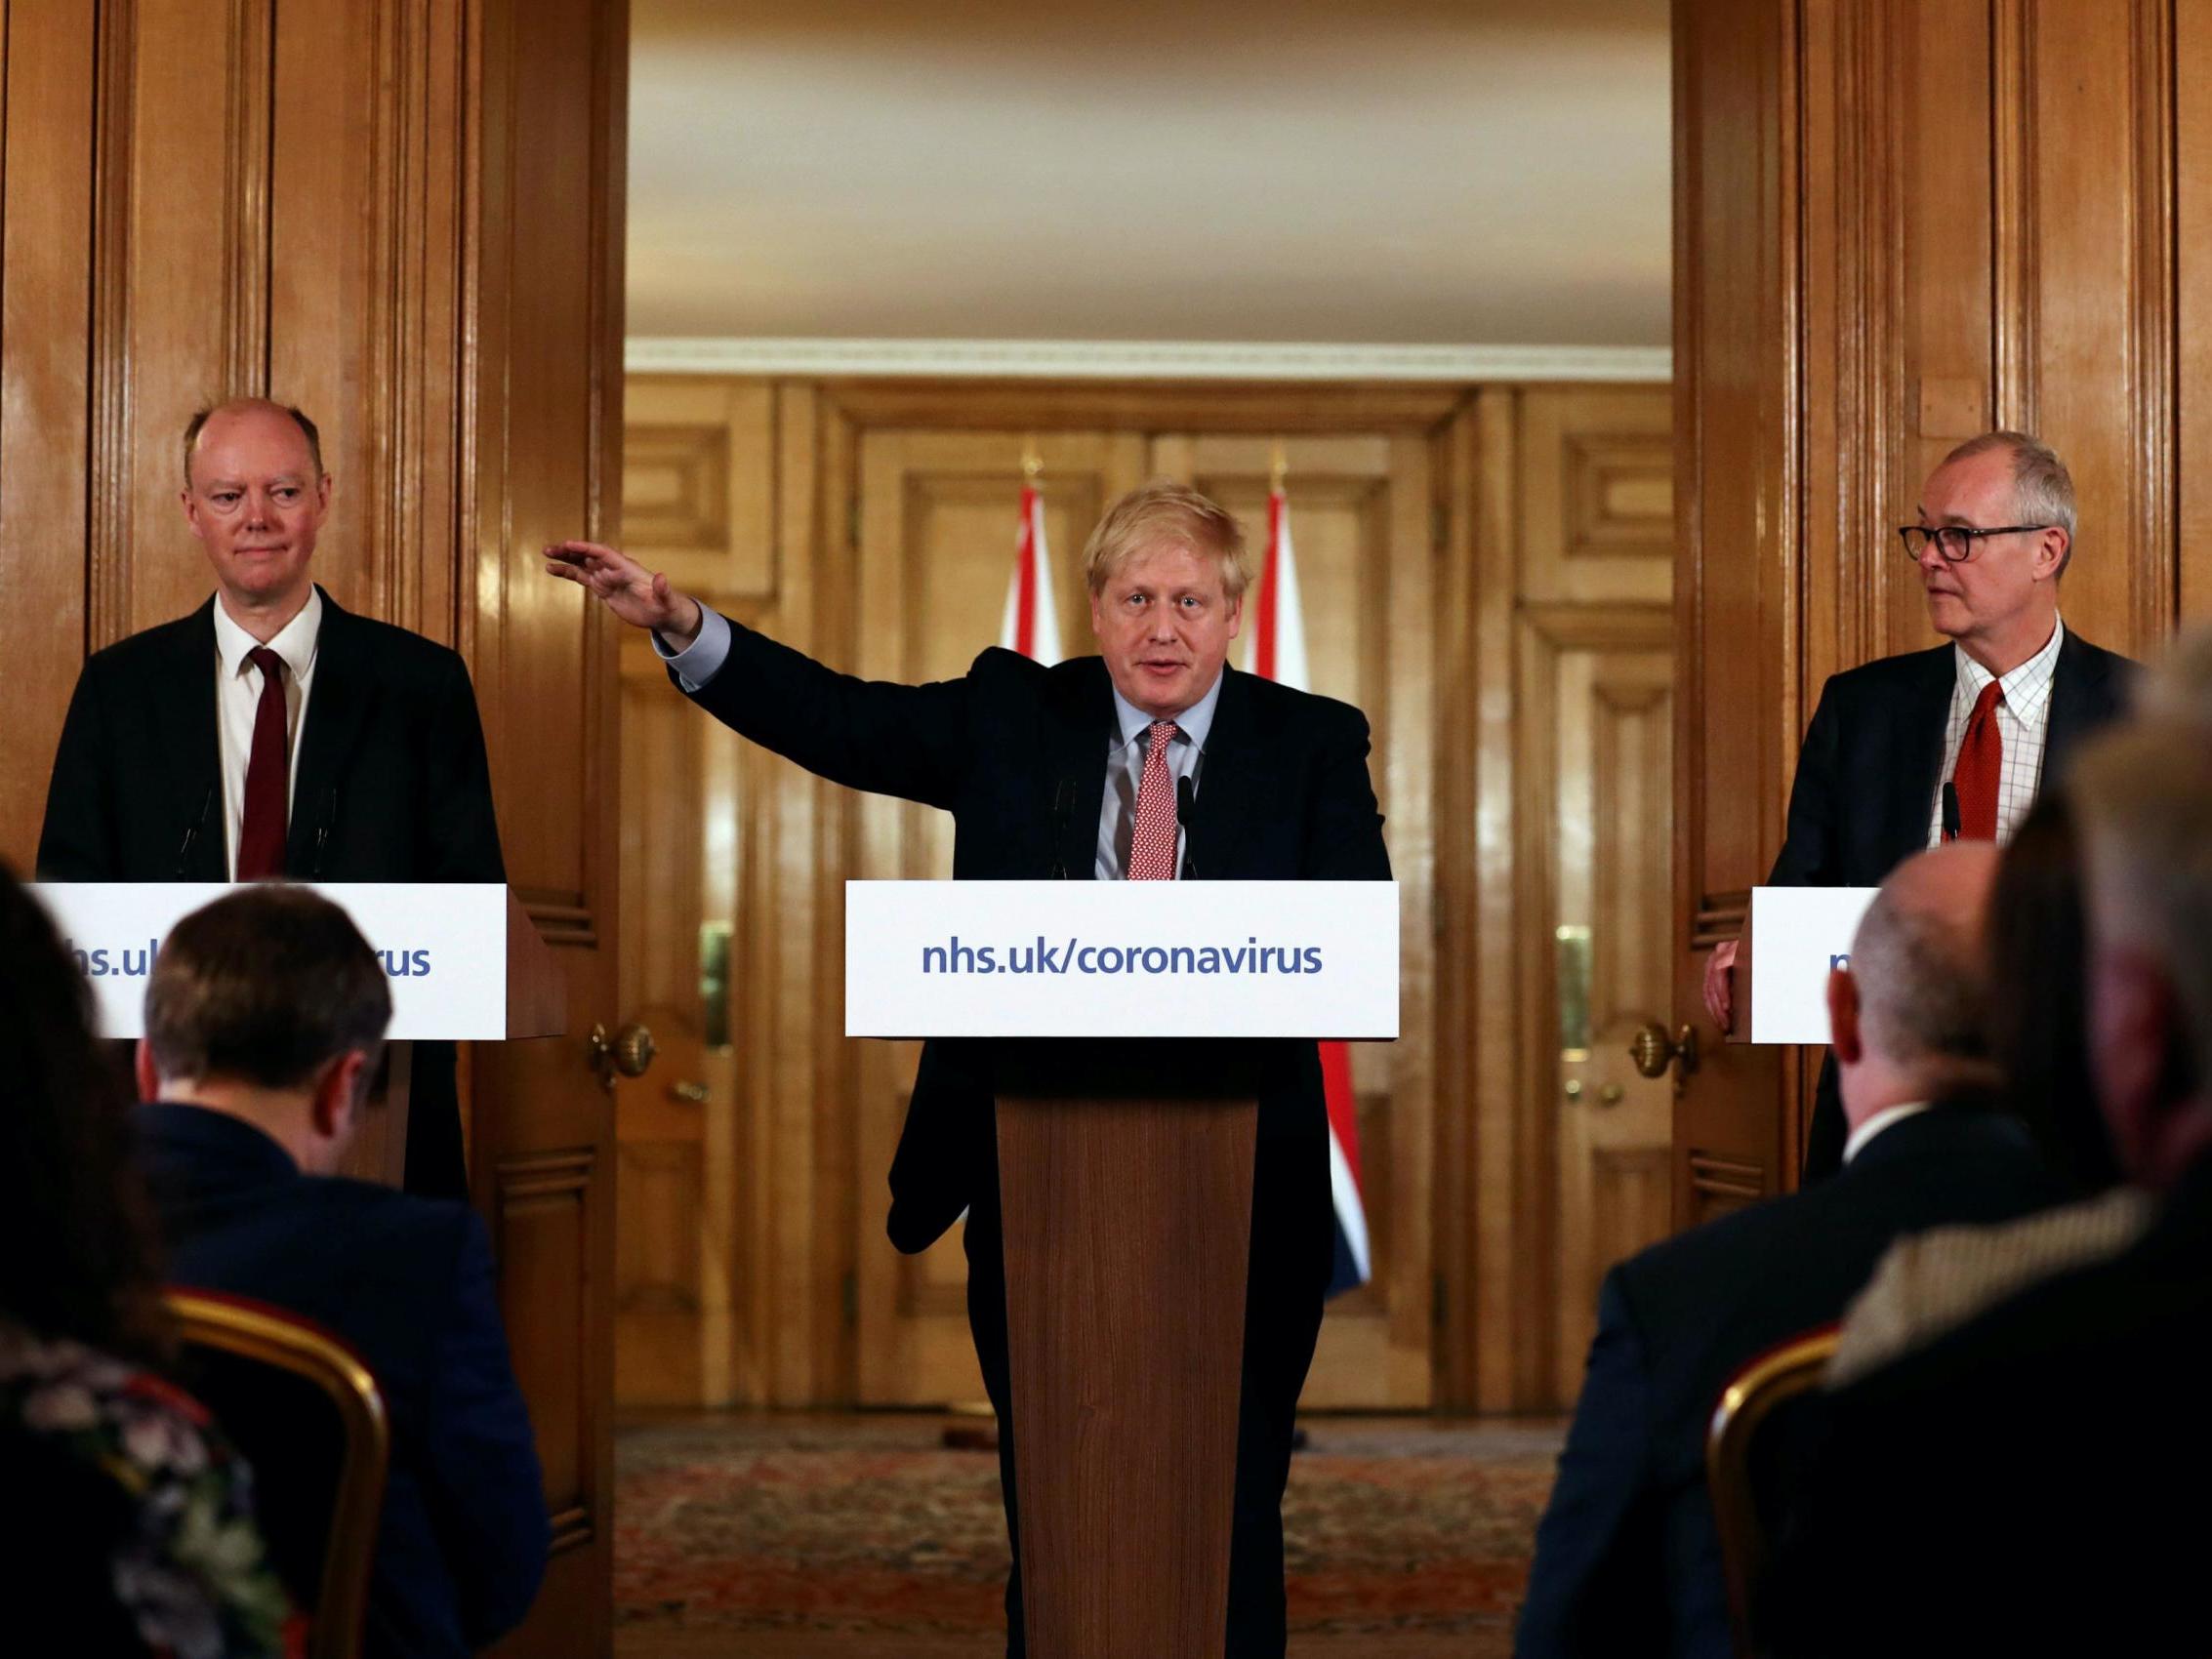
[847,879,1399,1657]
[33,882,565,1185]
[1736,885,1878,1044]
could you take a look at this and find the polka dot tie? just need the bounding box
[1126,720,1180,880]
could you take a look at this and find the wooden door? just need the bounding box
[1151,431,1437,1410]
[850,426,1150,1405]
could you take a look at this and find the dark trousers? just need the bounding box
[1803,1054,1846,1186]
[963,1130,1333,1659]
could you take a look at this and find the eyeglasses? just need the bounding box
[1896,523,2051,562]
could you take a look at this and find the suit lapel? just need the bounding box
[153,600,226,879]
[1187,666,1260,877]
[288,587,372,874]
[1042,661,1115,879]
[2043,627,2108,787]
[1882,645,1955,864]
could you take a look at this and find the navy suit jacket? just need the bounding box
[1767,627,2135,890]
[1514,1108,2062,1659]
[37,587,504,884]
[1767,1147,2212,1658]
[676,621,1392,1253]
[136,1105,547,1658]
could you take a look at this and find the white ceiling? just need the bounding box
[627,0,1670,349]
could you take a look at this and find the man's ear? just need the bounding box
[308,1049,372,1142]
[134,1039,161,1104]
[2090,943,2178,1183]
[1826,966,1864,1065]
[2035,526,2069,582]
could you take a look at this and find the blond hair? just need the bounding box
[1082,481,1249,600]
[2067,718,2212,1089]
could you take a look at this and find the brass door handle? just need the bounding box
[588,1021,657,1091]
[1629,1021,1700,1081]
[669,1079,710,1104]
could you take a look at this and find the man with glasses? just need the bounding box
[1702,430,2136,1180]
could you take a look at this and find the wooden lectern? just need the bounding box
[996,1040,1261,1656]
[845,878,1401,1659]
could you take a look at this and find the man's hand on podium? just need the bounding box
[1703,938,1738,1034]
[544,540,704,648]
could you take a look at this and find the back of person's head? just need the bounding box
[2066,715,2212,1189]
[1985,795,2124,1193]
[1840,841,2002,1091]
[145,885,390,1102]
[0,865,164,1357]
[2133,619,2212,725]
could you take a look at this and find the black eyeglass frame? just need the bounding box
[1896,523,2053,562]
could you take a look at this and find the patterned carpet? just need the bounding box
[614,1414,1564,1657]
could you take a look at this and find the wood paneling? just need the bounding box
[1677,0,2199,1211]
[1,4,629,1651]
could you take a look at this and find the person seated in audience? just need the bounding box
[0,864,295,1658]
[133,884,548,1658]
[1828,793,2145,1385]
[1765,716,2212,1657]
[1513,841,2064,1659]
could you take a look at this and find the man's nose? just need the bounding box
[244,493,272,526]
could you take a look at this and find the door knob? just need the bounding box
[1629,1021,1700,1081]
[669,1079,711,1104]
[588,1021,657,1091]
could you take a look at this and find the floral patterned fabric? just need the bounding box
[0,1318,300,1659]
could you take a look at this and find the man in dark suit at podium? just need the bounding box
[1703,430,2134,1180]
[37,398,505,1196]
[546,481,1391,1658]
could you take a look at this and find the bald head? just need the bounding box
[183,398,323,488]
[1849,841,2003,1072]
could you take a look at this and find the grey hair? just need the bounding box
[1943,430,2077,576]
[1849,885,1991,1068]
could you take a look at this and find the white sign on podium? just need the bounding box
[1746,885,1879,1045]
[844,879,1400,1038]
[33,883,511,1040]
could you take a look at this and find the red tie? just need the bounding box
[1950,680,2004,842]
[1126,721,1180,880]
[236,646,290,878]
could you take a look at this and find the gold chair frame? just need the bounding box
[165,1289,390,1659]
[1705,1324,1840,1659]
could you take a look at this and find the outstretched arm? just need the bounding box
[543,540,705,647]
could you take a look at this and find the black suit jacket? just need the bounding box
[1766,1146,2212,1659]
[37,587,504,883]
[1767,627,2135,890]
[677,620,1392,1253]
[1514,1107,2062,1659]
[136,1104,547,1659]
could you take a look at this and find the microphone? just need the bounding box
[174,785,214,877]
[1047,778,1074,879]
[1176,774,1199,879]
[1942,781,1961,842]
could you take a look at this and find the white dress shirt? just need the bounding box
[658,603,1224,878]
[1841,1100,1936,1165]
[1924,616,2065,849]
[210,588,322,878]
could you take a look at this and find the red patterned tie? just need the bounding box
[1950,679,2004,842]
[236,646,290,878]
[1126,721,1180,881]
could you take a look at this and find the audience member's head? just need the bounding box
[137,886,392,1176]
[1827,841,2004,1121]
[2066,715,2212,1192]
[2132,619,2212,725]
[1984,794,2124,1193]
[0,865,164,1357]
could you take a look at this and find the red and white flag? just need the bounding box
[1246,483,1373,1295]
[1000,480,1062,663]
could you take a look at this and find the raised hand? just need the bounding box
[1703,937,1738,1034]
[543,540,704,645]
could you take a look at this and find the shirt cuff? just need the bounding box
[653,603,731,692]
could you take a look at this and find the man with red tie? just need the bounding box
[1702,430,2136,1180]
[37,398,505,1194]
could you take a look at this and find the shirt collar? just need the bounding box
[1108,667,1225,753]
[1842,1100,1937,1165]
[213,586,323,684]
[1952,613,2064,717]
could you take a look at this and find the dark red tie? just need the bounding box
[236,646,290,878]
[1127,722,1180,880]
[1950,680,2004,842]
